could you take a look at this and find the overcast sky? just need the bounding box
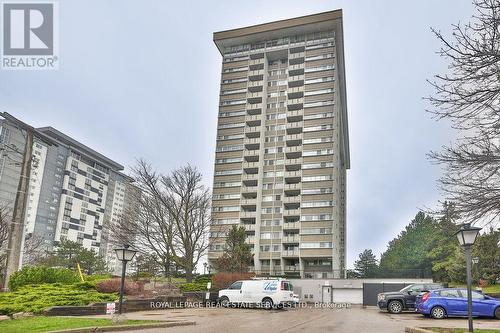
[0,0,475,267]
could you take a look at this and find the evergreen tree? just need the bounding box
[214,225,253,273]
[354,249,378,278]
[379,212,436,277]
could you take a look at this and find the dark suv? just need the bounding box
[377,283,444,314]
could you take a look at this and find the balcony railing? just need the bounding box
[283,221,300,230]
[282,248,300,256]
[282,234,300,243]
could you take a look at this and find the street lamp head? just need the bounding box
[472,257,479,264]
[454,223,482,247]
[114,244,138,262]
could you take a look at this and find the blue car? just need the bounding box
[416,288,500,319]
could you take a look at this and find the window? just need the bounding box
[266,113,286,120]
[213,193,240,200]
[305,41,334,50]
[305,76,335,85]
[218,134,244,140]
[214,169,242,176]
[302,228,332,235]
[304,100,334,108]
[223,55,249,63]
[218,123,245,129]
[221,88,247,95]
[302,162,334,169]
[303,124,333,132]
[220,99,246,106]
[219,110,246,117]
[213,182,241,188]
[302,175,333,182]
[303,149,334,157]
[302,188,333,195]
[213,218,239,225]
[223,66,248,73]
[216,145,244,152]
[228,282,243,290]
[215,157,243,164]
[303,137,334,144]
[304,88,334,97]
[302,201,333,208]
[222,77,247,84]
[301,242,333,249]
[438,289,460,298]
[305,64,335,73]
[305,53,334,62]
[301,214,333,221]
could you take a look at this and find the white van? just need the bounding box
[218,278,294,309]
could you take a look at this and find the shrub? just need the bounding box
[9,266,79,291]
[83,274,112,282]
[212,272,255,291]
[178,281,209,292]
[0,283,117,315]
[96,279,140,295]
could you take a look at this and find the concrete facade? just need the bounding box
[208,10,350,278]
[0,113,137,271]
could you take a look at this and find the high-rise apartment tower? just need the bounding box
[208,10,350,278]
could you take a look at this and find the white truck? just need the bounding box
[218,278,294,309]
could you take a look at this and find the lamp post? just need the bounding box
[472,257,480,290]
[203,262,207,275]
[114,245,138,315]
[454,223,481,333]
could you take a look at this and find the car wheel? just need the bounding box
[388,300,403,314]
[431,306,446,319]
[262,297,274,310]
[219,296,230,308]
[494,307,500,319]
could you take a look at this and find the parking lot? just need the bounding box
[117,306,499,333]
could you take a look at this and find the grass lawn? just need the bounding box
[0,316,160,333]
[449,284,500,294]
[430,328,500,333]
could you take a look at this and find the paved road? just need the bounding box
[108,306,499,333]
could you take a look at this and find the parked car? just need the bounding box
[416,288,500,319]
[218,278,294,309]
[378,283,444,314]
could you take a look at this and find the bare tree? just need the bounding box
[112,161,214,282]
[162,165,212,282]
[0,205,12,283]
[21,235,46,266]
[427,0,500,226]
[112,161,175,279]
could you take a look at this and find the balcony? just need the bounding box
[242,161,259,173]
[242,186,258,195]
[245,115,261,127]
[248,69,264,81]
[241,211,256,219]
[246,103,262,112]
[288,75,305,87]
[285,134,302,146]
[284,169,301,179]
[245,126,260,139]
[287,109,304,122]
[282,248,300,257]
[285,146,302,159]
[249,58,264,66]
[242,174,258,187]
[244,224,256,231]
[282,234,300,243]
[248,81,263,93]
[283,196,301,204]
[289,52,305,60]
[241,198,257,207]
[288,63,305,76]
[284,183,301,196]
[247,92,263,103]
[284,265,301,272]
[287,86,304,99]
[286,121,303,135]
[244,138,260,150]
[283,221,300,230]
[283,209,300,218]
[287,98,304,111]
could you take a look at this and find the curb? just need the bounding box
[405,327,434,333]
[45,321,196,333]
